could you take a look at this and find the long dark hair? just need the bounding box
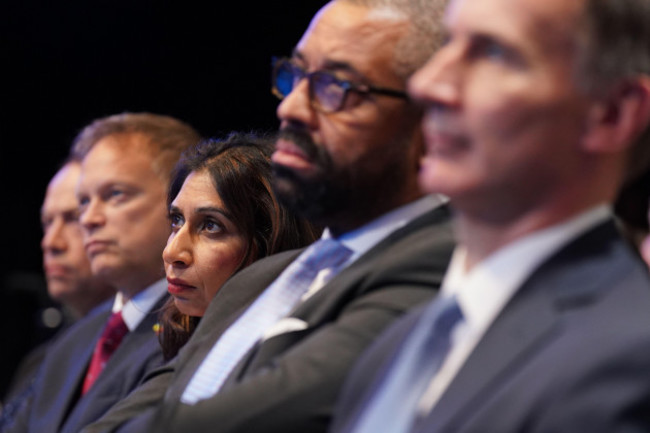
[158,132,320,360]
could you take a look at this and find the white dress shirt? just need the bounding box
[111,278,167,331]
[417,204,611,414]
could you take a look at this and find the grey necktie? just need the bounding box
[181,238,353,405]
[351,295,463,432]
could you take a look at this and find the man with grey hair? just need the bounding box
[3,113,201,433]
[80,1,452,432]
[331,0,650,431]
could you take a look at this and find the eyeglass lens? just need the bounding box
[274,60,347,112]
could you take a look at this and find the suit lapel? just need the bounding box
[47,306,111,432]
[70,315,108,391]
[227,205,453,381]
[289,205,452,329]
[422,278,558,431]
[422,220,624,432]
[99,294,167,373]
[196,249,301,351]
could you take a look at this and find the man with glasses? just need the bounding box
[81,1,452,432]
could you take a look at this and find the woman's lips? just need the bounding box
[166,277,197,295]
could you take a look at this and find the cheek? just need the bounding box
[70,251,93,275]
[199,242,247,299]
[318,118,354,165]
[641,235,650,265]
[466,85,561,162]
[468,72,584,143]
[320,107,401,167]
[467,81,533,140]
[64,228,90,262]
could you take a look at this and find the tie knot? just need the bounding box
[103,311,128,342]
[302,238,353,272]
[432,296,463,336]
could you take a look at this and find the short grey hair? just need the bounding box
[339,0,448,79]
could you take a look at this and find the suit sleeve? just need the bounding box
[160,283,438,433]
[0,380,34,433]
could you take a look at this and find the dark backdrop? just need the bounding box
[1,0,325,395]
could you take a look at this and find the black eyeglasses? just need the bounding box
[271,57,408,113]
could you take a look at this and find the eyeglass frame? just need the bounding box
[271,56,409,113]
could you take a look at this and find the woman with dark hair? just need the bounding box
[159,132,320,360]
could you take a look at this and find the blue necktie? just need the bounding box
[351,295,463,433]
[181,238,353,405]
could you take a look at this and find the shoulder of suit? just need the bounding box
[239,247,306,274]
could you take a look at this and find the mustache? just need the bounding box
[277,126,320,160]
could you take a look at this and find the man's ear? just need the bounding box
[582,75,650,154]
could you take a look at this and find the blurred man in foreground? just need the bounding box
[332,0,650,431]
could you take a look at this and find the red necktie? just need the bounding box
[81,311,129,395]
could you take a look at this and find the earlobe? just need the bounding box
[582,76,650,154]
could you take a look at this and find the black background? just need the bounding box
[1,0,325,392]
[3,1,325,283]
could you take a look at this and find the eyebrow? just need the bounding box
[291,49,366,81]
[169,204,233,221]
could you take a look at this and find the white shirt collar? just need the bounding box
[443,204,611,334]
[297,194,447,302]
[112,278,167,331]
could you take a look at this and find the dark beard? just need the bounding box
[271,127,350,224]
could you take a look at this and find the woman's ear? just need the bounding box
[582,75,650,155]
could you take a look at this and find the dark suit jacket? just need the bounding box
[3,293,167,433]
[332,219,650,433]
[82,204,455,433]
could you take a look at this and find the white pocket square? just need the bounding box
[262,318,309,341]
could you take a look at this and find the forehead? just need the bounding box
[79,135,159,187]
[172,169,224,209]
[296,1,409,82]
[447,0,584,54]
[43,163,82,212]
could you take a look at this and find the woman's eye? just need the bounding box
[169,213,184,230]
[202,219,223,234]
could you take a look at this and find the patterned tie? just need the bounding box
[181,238,353,405]
[81,311,129,395]
[350,296,463,433]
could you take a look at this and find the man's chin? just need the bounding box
[47,282,78,301]
[272,171,324,218]
[90,259,122,283]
